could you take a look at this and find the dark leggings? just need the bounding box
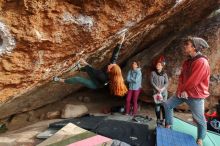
[155,103,165,120]
[64,43,122,89]
[64,65,106,89]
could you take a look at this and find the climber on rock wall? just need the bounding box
[53,32,128,97]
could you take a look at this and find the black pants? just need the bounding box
[65,43,122,89]
[155,103,165,120]
[81,65,108,88]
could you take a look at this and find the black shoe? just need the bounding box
[157,119,162,125]
[160,119,165,126]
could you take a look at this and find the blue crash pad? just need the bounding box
[157,127,197,146]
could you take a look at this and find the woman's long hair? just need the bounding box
[108,64,128,96]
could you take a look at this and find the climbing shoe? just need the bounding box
[53,76,61,82]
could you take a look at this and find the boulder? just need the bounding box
[61,104,88,118]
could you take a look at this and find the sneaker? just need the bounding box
[53,76,61,82]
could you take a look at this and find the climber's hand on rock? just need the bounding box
[119,32,126,44]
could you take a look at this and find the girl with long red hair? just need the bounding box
[53,33,127,97]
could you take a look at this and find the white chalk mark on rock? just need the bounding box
[0,22,16,55]
[61,12,94,32]
[174,0,185,7]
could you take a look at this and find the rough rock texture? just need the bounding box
[46,110,60,119]
[0,137,16,146]
[127,11,220,110]
[0,0,174,102]
[0,0,219,118]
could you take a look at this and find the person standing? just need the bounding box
[151,56,168,125]
[163,36,210,146]
[125,61,142,115]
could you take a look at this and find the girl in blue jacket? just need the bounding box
[125,61,142,115]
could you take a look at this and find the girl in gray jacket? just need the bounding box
[125,61,142,115]
[151,56,168,124]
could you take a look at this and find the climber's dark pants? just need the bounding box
[64,43,122,89]
[64,65,106,89]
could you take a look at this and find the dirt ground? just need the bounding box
[0,88,193,145]
[5,88,193,130]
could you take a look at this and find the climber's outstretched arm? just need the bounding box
[110,33,126,64]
